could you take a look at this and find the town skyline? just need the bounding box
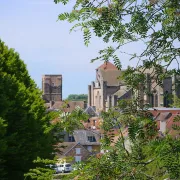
[0,0,178,99]
[0,0,169,99]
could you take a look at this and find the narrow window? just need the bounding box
[93,120,96,126]
[75,156,81,162]
[75,148,81,155]
[87,146,92,152]
[68,135,75,142]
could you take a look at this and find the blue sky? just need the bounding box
[1,0,174,98]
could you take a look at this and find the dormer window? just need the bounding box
[68,135,75,142]
[87,136,96,142]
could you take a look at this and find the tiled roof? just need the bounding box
[83,117,102,130]
[166,114,180,137]
[97,62,117,70]
[156,112,172,121]
[110,128,128,146]
[57,142,77,156]
[153,110,180,137]
[50,101,85,112]
[149,108,180,117]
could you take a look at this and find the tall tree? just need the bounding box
[55,0,179,73]
[66,94,88,101]
[0,118,7,179]
[0,40,55,180]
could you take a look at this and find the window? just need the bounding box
[87,136,96,142]
[87,146,92,152]
[75,156,81,162]
[65,164,71,167]
[75,148,81,154]
[93,120,96,126]
[68,136,75,142]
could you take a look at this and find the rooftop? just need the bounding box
[97,62,118,70]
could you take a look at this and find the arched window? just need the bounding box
[154,93,158,107]
[164,91,169,107]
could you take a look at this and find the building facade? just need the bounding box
[57,129,101,163]
[42,74,62,102]
[88,62,180,112]
[88,62,132,112]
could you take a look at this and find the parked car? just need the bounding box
[57,163,72,173]
[46,164,58,174]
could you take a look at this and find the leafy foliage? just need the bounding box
[25,106,89,179]
[66,94,88,102]
[47,1,180,179]
[0,40,56,180]
[56,0,180,75]
[0,118,7,179]
[24,157,56,180]
[171,95,180,107]
[60,100,180,180]
[55,0,180,179]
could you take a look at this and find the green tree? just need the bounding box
[0,40,56,180]
[66,94,88,101]
[171,95,180,107]
[55,0,179,74]
[25,106,89,180]
[54,0,180,179]
[62,101,180,180]
[0,118,7,179]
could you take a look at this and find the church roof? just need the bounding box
[97,62,117,70]
[99,69,124,86]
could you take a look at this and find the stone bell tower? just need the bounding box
[42,74,62,102]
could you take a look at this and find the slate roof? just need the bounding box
[57,142,77,156]
[73,130,101,145]
[84,106,99,117]
[56,142,90,158]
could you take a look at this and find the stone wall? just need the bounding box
[42,75,62,102]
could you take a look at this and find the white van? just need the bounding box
[57,163,72,173]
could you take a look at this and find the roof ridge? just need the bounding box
[97,62,117,70]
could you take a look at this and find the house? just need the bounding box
[57,129,101,163]
[57,142,91,163]
[88,62,131,112]
[149,108,180,137]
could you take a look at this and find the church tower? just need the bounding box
[42,74,62,102]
